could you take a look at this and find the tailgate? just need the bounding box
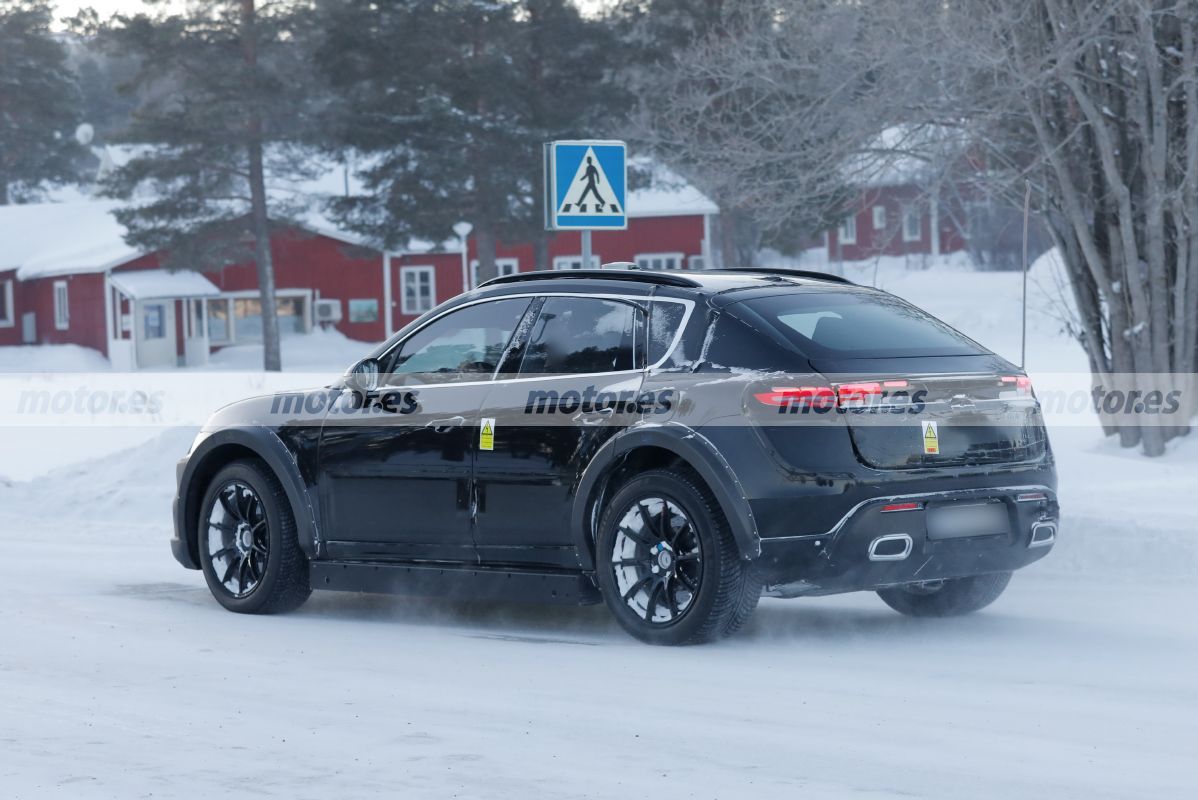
[830,372,1048,470]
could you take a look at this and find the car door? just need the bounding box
[316,297,534,563]
[474,295,648,568]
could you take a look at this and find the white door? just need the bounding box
[135,300,177,368]
[182,298,210,366]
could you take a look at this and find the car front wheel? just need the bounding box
[596,469,761,645]
[198,459,311,614]
[876,572,1012,617]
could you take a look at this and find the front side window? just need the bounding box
[402,266,436,314]
[53,280,69,330]
[386,298,531,384]
[732,290,988,359]
[519,297,643,375]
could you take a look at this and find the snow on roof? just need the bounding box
[842,125,964,189]
[109,269,220,300]
[3,152,717,278]
[627,159,719,218]
[1,201,137,280]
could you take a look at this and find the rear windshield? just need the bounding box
[731,291,989,359]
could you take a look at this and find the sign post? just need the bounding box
[545,140,627,268]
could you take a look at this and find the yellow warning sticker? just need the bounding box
[480,418,495,451]
[921,420,939,455]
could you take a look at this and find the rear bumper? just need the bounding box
[757,484,1058,596]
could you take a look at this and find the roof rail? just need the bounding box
[707,268,854,285]
[479,269,701,289]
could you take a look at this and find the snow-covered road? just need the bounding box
[3,262,1196,798]
[1,515,1194,799]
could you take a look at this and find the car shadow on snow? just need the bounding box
[292,590,1036,647]
[110,580,1049,647]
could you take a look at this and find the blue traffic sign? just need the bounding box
[545,140,627,230]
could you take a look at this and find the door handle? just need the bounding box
[426,415,466,433]
[575,406,615,425]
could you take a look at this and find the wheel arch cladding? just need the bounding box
[572,426,762,570]
[179,429,321,566]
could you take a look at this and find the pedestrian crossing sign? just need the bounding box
[545,140,627,230]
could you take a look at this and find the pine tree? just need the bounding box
[516,0,628,271]
[0,0,84,204]
[313,0,625,282]
[100,0,315,371]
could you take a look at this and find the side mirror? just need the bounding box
[345,357,381,393]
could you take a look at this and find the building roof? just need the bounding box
[2,154,718,278]
[842,125,963,189]
[627,160,719,218]
[1,201,137,280]
[109,268,220,299]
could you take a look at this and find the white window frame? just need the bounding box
[838,215,857,245]
[902,204,921,242]
[634,252,685,271]
[0,279,13,327]
[53,280,69,330]
[470,257,519,287]
[206,297,234,344]
[687,255,706,270]
[553,255,600,271]
[401,265,437,315]
[872,205,886,230]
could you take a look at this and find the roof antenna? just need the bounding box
[1020,180,1031,370]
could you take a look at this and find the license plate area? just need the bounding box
[925,500,1010,540]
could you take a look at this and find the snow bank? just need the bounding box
[0,343,112,373]
[205,326,375,371]
[0,427,196,542]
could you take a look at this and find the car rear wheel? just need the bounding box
[596,469,761,645]
[876,571,1012,617]
[198,460,311,614]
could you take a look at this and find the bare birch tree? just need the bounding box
[638,0,1197,455]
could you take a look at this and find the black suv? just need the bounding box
[172,268,1058,644]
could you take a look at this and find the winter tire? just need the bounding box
[595,468,761,645]
[198,459,311,614]
[876,571,1012,617]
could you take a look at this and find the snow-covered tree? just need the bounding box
[632,0,1198,455]
[0,0,84,204]
[311,0,623,281]
[99,0,317,371]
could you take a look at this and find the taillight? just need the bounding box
[881,502,922,513]
[836,382,882,407]
[753,387,837,409]
[753,379,913,410]
[1000,375,1034,397]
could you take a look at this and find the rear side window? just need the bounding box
[702,314,801,372]
[519,297,643,374]
[732,291,988,359]
[647,301,687,365]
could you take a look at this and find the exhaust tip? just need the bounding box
[1029,521,1056,548]
[868,533,913,561]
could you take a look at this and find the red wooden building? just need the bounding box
[0,184,718,368]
